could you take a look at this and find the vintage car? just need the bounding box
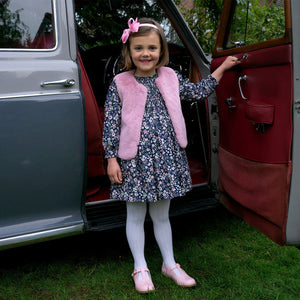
[0,0,299,250]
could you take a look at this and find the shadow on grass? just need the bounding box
[0,205,229,270]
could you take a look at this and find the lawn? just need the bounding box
[0,205,300,299]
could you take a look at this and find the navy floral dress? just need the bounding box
[103,71,218,202]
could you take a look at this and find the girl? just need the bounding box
[103,17,239,293]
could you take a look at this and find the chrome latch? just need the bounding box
[255,123,266,134]
[224,97,236,110]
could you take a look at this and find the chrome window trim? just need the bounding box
[0,224,84,251]
[0,91,79,101]
[0,0,58,52]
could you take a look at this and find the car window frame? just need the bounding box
[213,0,291,58]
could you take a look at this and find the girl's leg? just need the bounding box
[149,199,196,287]
[126,201,148,269]
[148,199,176,268]
[126,202,155,293]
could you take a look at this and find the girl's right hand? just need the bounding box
[211,56,240,82]
[107,157,123,184]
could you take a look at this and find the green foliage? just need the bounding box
[177,0,223,54]
[76,0,166,49]
[229,0,285,47]
[0,0,30,48]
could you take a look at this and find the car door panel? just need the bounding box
[219,147,291,245]
[211,37,293,244]
[211,44,293,163]
[0,93,84,224]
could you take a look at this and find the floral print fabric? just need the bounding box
[103,71,218,202]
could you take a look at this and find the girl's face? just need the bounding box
[129,32,161,77]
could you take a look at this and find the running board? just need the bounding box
[85,185,218,231]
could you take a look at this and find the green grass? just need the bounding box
[0,206,300,299]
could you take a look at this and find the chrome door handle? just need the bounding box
[40,79,75,88]
[238,75,247,100]
[237,54,248,62]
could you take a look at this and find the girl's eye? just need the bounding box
[135,47,142,50]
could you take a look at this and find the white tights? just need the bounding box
[126,199,176,270]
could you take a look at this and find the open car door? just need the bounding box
[211,0,300,245]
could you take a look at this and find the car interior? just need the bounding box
[74,0,213,203]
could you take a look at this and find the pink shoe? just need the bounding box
[132,268,155,293]
[162,263,196,287]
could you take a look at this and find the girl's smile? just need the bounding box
[129,32,161,77]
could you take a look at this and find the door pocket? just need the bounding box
[245,102,274,133]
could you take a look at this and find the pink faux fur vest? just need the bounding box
[115,66,187,160]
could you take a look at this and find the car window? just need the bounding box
[0,0,56,50]
[226,0,285,48]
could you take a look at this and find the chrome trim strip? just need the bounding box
[0,91,79,101]
[192,183,207,188]
[0,0,58,52]
[0,224,84,251]
[85,198,121,206]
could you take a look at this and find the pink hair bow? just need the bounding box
[121,18,140,43]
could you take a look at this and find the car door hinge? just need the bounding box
[209,183,219,199]
[295,100,300,113]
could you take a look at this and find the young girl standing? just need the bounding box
[103,17,239,293]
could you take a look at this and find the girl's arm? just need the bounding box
[178,73,218,101]
[102,80,123,184]
[178,56,240,101]
[211,56,240,83]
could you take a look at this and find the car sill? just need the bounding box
[0,224,84,251]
